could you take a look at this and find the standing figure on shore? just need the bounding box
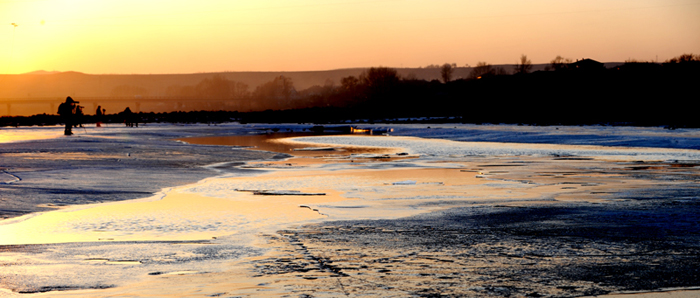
[74,105,84,128]
[57,96,78,135]
[120,107,138,127]
[96,105,103,127]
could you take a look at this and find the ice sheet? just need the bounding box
[285,135,700,161]
[1,123,699,296]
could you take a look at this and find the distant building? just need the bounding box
[569,58,606,72]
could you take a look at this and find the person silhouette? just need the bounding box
[74,105,84,128]
[96,105,103,127]
[122,107,133,127]
[57,97,78,135]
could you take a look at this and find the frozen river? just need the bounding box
[1,123,699,297]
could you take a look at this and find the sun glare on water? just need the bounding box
[0,128,62,143]
[0,183,333,245]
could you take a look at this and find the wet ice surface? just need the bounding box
[0,124,284,295]
[0,239,262,294]
[287,134,700,161]
[0,124,285,219]
[1,123,699,296]
[384,124,700,150]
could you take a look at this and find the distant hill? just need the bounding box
[0,68,447,99]
[21,70,62,75]
[1,69,352,99]
[0,62,626,116]
[1,63,625,99]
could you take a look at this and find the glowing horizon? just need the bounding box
[1,0,699,75]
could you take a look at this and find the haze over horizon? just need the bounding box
[2,0,699,75]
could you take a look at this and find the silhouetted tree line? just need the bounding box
[300,54,700,127]
[166,75,250,100]
[2,54,699,128]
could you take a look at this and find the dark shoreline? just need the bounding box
[3,109,700,129]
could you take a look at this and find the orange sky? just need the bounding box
[1,0,699,74]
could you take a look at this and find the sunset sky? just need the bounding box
[1,0,699,74]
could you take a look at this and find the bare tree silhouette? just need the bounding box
[359,67,400,89]
[546,55,573,71]
[253,76,295,100]
[514,54,533,74]
[196,75,231,99]
[341,76,360,91]
[469,62,495,79]
[440,63,456,83]
[665,53,700,63]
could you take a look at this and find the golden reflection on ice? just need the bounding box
[0,133,406,247]
[1,133,670,246]
[182,133,400,157]
[0,128,61,144]
[0,187,330,245]
[0,158,492,246]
